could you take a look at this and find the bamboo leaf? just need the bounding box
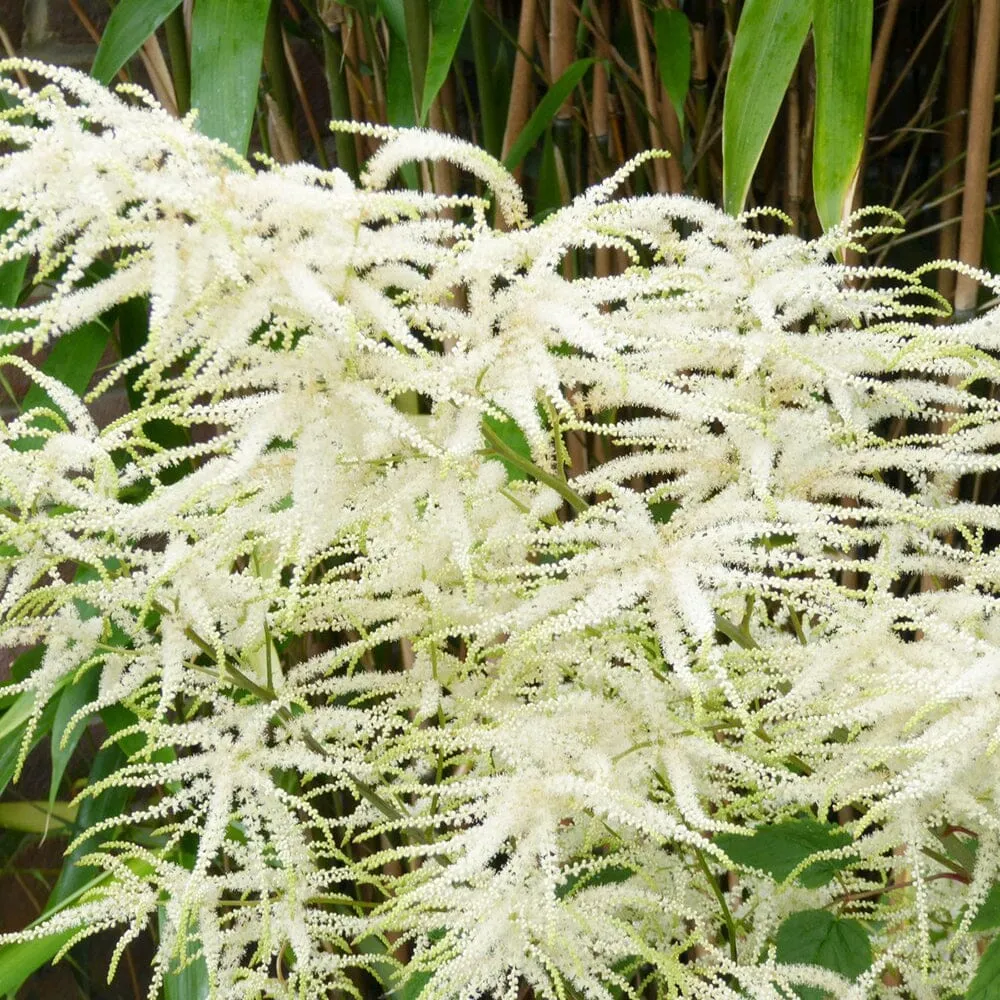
[374,0,407,42]
[0,210,27,312]
[0,929,78,996]
[421,0,474,123]
[48,664,99,815]
[722,0,813,215]
[503,59,594,172]
[91,0,183,84]
[0,800,78,834]
[161,909,210,1000]
[190,0,271,154]
[812,0,873,232]
[654,8,691,136]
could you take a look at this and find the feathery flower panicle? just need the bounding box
[0,58,999,999]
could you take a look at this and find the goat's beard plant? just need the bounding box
[1,59,1000,1000]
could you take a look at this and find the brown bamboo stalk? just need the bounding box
[530,10,550,82]
[592,0,612,278]
[139,36,179,117]
[550,0,576,119]
[938,0,972,304]
[342,19,369,164]
[281,29,328,168]
[784,67,801,231]
[502,0,539,166]
[954,0,1000,318]
[627,0,670,191]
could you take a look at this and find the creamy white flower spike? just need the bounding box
[1,58,999,1000]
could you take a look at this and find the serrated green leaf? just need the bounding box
[503,59,594,171]
[91,0,183,84]
[812,0,873,232]
[482,414,532,482]
[190,0,271,155]
[715,817,855,887]
[968,934,1000,1000]
[776,909,872,1000]
[654,9,691,137]
[420,0,474,123]
[722,0,812,215]
[970,884,1000,932]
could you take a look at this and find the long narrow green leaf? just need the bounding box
[48,664,99,814]
[91,0,183,84]
[421,0,474,123]
[654,8,691,137]
[812,0,873,232]
[0,210,27,312]
[374,0,407,42]
[0,800,77,834]
[503,59,594,171]
[190,0,271,155]
[22,319,110,410]
[0,929,78,996]
[161,909,210,1000]
[722,0,813,215]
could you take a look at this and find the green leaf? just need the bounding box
[812,0,873,232]
[21,319,112,411]
[503,59,594,171]
[0,928,78,996]
[970,883,1000,932]
[0,689,38,746]
[160,909,210,1000]
[775,909,872,1000]
[982,211,1000,275]
[0,210,28,313]
[482,414,532,482]
[91,0,183,84]
[722,0,812,215]
[48,663,99,814]
[374,0,407,42]
[654,8,691,137]
[715,817,856,887]
[967,935,1000,1000]
[190,0,271,155]
[421,0,474,123]
[387,32,417,129]
[0,800,77,834]
[46,742,130,909]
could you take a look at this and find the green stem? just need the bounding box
[694,846,738,963]
[481,419,588,513]
[322,25,359,178]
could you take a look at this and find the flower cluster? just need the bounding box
[1,59,1000,999]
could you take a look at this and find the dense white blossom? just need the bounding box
[0,59,999,999]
